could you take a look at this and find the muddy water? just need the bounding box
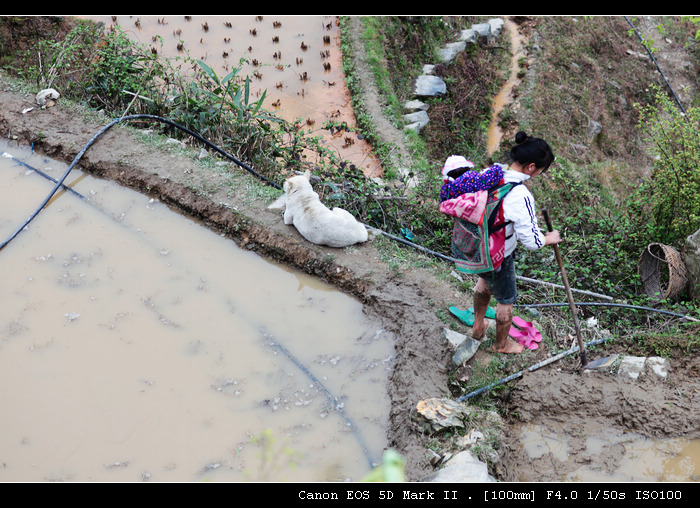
[88,15,382,177]
[520,423,699,482]
[486,18,526,157]
[0,140,392,482]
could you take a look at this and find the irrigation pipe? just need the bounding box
[2,151,85,199]
[456,336,612,401]
[517,301,700,322]
[266,337,377,468]
[0,114,282,252]
[625,16,687,116]
[456,300,699,401]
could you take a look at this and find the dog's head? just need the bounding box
[283,170,313,196]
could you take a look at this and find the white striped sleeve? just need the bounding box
[503,188,546,251]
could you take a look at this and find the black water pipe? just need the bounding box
[0,114,281,251]
[517,301,700,323]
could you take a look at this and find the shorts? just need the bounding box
[477,253,518,305]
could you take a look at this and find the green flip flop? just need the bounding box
[449,306,474,326]
[449,306,497,326]
[469,306,496,319]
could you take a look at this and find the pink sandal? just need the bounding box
[508,316,542,349]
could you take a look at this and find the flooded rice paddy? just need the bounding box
[87,15,383,177]
[0,140,392,482]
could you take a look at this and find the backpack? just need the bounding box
[449,182,521,274]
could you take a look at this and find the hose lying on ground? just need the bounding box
[456,336,612,401]
[0,114,281,252]
[518,301,700,323]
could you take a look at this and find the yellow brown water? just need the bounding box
[87,15,383,177]
[0,140,391,481]
[486,18,527,157]
[520,423,699,482]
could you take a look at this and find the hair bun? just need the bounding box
[515,131,528,144]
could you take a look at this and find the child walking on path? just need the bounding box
[459,131,561,354]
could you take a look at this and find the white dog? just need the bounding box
[268,171,368,248]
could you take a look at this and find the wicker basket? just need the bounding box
[638,243,688,300]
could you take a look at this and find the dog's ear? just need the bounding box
[285,178,299,194]
[303,170,311,180]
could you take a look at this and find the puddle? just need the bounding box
[0,140,392,481]
[87,15,383,177]
[520,423,699,482]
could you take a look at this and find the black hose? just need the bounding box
[266,336,377,468]
[2,150,85,199]
[0,114,281,252]
[456,336,612,401]
[517,301,700,322]
[625,16,687,116]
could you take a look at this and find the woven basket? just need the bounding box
[638,243,688,300]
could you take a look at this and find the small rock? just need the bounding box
[413,75,446,97]
[452,336,480,366]
[459,28,479,43]
[443,328,466,349]
[438,41,466,64]
[403,99,429,113]
[618,356,646,380]
[646,356,670,378]
[471,23,492,39]
[423,450,496,482]
[488,18,505,38]
[411,397,469,433]
[402,110,430,131]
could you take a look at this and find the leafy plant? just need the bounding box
[631,86,700,247]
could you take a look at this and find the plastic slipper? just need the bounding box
[508,328,538,349]
[512,315,542,342]
[468,306,496,319]
[449,306,474,326]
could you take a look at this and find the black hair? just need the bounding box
[446,166,472,180]
[509,131,554,172]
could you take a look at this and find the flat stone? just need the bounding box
[618,356,646,380]
[438,41,466,63]
[471,22,492,38]
[452,336,480,366]
[422,64,436,75]
[646,356,670,378]
[423,450,496,482]
[403,99,429,113]
[488,18,505,37]
[402,110,429,131]
[413,75,446,97]
[443,328,466,348]
[459,28,479,43]
[412,397,469,433]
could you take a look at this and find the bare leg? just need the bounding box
[471,278,491,340]
[492,303,523,354]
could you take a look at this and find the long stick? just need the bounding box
[542,209,588,367]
